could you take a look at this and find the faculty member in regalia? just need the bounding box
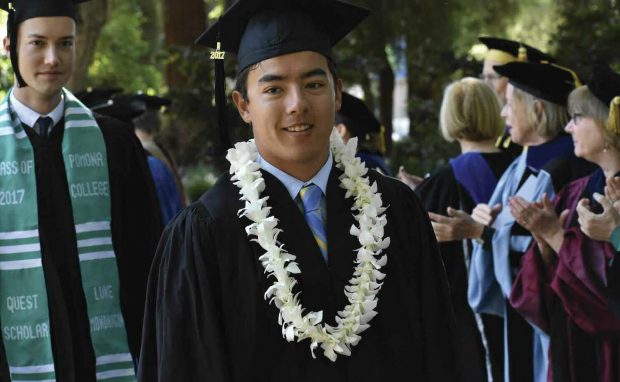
[466,62,594,382]
[510,63,620,381]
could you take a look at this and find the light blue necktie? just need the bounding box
[299,184,328,262]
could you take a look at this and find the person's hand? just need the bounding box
[397,166,423,190]
[428,207,484,242]
[509,193,568,252]
[576,192,620,242]
[605,176,620,203]
[471,203,502,226]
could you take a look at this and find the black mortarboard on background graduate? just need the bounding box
[75,87,123,108]
[336,92,386,154]
[493,61,581,106]
[587,63,620,135]
[88,94,147,124]
[132,93,172,111]
[0,0,91,88]
[194,0,370,150]
[479,36,556,65]
[336,92,381,138]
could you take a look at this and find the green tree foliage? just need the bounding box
[87,0,162,92]
[551,0,620,77]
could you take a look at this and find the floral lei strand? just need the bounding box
[226,130,390,362]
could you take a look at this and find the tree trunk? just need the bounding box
[378,54,394,155]
[136,0,163,64]
[164,0,207,88]
[68,0,109,91]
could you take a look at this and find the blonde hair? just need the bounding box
[511,86,569,139]
[439,77,503,142]
[569,85,620,150]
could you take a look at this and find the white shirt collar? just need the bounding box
[9,89,64,129]
[256,152,333,200]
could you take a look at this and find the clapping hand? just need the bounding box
[509,194,568,254]
[471,203,502,226]
[428,207,484,243]
[576,192,620,242]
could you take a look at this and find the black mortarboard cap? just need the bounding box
[196,0,369,73]
[90,94,147,124]
[132,93,172,111]
[479,36,556,64]
[588,63,620,107]
[0,0,91,88]
[493,62,581,106]
[336,92,381,137]
[195,0,369,151]
[75,87,124,108]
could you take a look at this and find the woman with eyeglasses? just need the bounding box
[464,62,595,382]
[510,63,620,381]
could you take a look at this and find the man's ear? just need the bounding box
[232,90,252,124]
[335,78,343,112]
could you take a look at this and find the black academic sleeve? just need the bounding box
[98,115,163,359]
[137,202,231,382]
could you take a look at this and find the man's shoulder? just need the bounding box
[94,113,140,148]
[368,169,417,199]
[197,173,240,219]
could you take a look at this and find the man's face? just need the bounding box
[233,51,342,171]
[482,59,509,105]
[12,16,76,97]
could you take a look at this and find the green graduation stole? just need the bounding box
[0,89,136,381]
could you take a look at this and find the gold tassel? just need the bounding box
[550,63,582,88]
[608,96,620,135]
[518,46,527,62]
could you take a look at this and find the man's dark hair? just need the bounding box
[234,58,340,101]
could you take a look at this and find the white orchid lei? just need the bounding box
[226,129,390,362]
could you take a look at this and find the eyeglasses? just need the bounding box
[571,112,583,124]
[479,73,502,82]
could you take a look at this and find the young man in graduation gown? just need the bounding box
[0,1,162,380]
[138,1,458,381]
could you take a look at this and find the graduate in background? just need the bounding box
[465,62,593,382]
[416,77,514,382]
[81,91,184,225]
[479,37,557,159]
[132,94,188,209]
[334,92,392,175]
[510,63,620,381]
[138,0,458,380]
[0,0,161,380]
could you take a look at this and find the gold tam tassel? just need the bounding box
[518,46,527,62]
[609,96,620,135]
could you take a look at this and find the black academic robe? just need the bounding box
[138,167,458,382]
[415,151,514,382]
[0,116,162,382]
[609,256,620,319]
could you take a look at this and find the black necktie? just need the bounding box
[34,116,53,138]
